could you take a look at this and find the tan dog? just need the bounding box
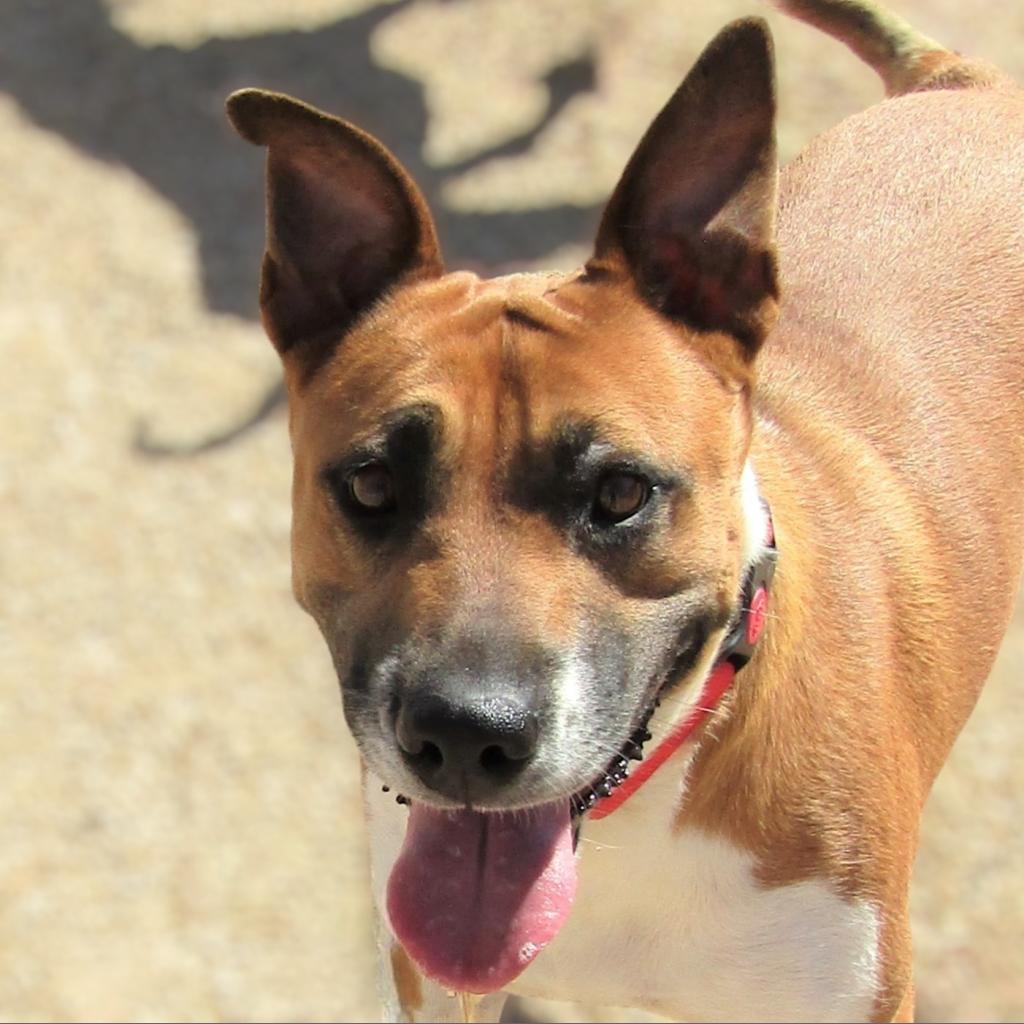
[226,1,1024,1020]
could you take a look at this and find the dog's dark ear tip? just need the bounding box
[226,88,314,146]
[226,88,349,149]
[225,87,275,144]
[704,16,775,73]
[719,15,773,46]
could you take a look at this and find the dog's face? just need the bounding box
[288,269,758,810]
[228,19,778,814]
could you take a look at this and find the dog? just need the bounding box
[225,0,1024,1020]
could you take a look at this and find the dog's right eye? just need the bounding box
[593,471,651,524]
[347,463,396,513]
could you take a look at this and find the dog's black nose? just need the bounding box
[395,689,539,800]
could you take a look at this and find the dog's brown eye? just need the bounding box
[594,472,650,523]
[349,464,396,512]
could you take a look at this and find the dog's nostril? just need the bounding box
[479,744,512,774]
[420,741,443,770]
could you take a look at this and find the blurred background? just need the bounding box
[2,0,1022,1020]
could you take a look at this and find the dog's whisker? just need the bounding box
[577,836,625,850]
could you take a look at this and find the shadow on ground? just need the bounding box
[1,0,601,450]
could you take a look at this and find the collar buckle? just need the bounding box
[718,508,777,671]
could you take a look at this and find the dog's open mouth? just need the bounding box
[384,708,660,994]
[385,626,705,993]
[386,800,576,994]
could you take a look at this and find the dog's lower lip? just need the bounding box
[383,708,656,818]
[569,713,654,819]
[382,718,653,814]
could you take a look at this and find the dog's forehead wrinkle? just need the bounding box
[500,274,588,335]
[382,267,576,332]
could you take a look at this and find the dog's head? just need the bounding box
[227,18,777,816]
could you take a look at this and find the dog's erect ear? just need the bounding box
[226,89,442,370]
[593,18,779,357]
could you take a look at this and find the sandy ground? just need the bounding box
[2,0,1022,1020]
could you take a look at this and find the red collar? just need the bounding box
[588,507,777,821]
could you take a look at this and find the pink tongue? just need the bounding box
[385,801,577,994]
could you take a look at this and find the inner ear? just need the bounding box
[593,18,779,356]
[227,89,443,373]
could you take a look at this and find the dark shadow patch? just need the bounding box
[0,0,603,455]
[442,51,598,176]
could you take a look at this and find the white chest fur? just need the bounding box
[509,777,881,1023]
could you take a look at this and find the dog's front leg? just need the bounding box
[364,772,509,1024]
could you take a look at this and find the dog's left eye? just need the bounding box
[348,463,396,513]
[593,472,651,524]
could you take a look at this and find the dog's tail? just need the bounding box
[774,0,1006,95]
